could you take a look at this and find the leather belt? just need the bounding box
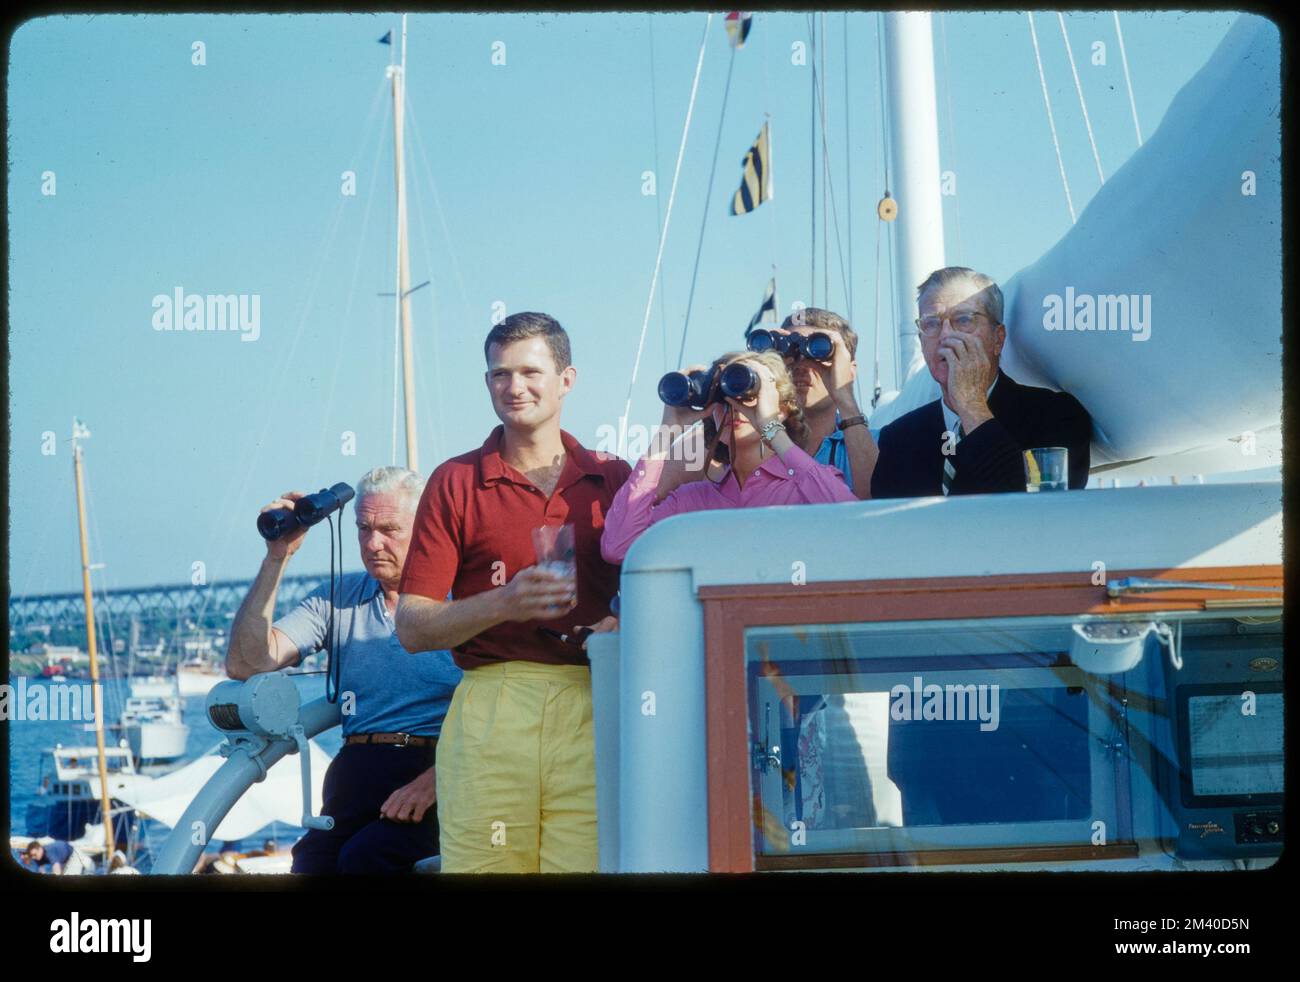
[345,732,435,748]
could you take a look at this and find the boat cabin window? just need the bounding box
[744,611,1282,870]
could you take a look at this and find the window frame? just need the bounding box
[699,564,1283,872]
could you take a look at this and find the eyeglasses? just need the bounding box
[915,311,990,337]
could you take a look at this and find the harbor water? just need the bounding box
[8,672,340,864]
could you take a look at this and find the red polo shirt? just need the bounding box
[399,425,631,670]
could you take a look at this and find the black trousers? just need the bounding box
[291,742,439,874]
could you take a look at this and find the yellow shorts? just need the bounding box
[436,660,597,873]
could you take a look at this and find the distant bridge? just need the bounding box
[8,573,333,643]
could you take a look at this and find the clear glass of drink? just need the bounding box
[532,523,577,606]
[1023,447,1069,492]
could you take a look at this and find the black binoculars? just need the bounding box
[257,482,356,541]
[658,362,761,410]
[747,329,834,362]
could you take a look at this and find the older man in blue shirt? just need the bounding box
[226,466,461,874]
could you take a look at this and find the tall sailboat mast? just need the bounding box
[388,13,419,471]
[72,419,115,862]
[882,12,946,389]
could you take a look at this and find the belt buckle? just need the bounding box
[397,732,411,747]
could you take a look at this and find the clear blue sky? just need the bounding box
[8,11,1242,595]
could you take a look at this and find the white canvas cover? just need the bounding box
[105,740,332,842]
[871,14,1281,477]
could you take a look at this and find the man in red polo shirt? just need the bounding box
[395,311,630,873]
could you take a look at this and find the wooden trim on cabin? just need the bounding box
[701,564,1282,873]
[756,842,1141,872]
[703,598,751,876]
[698,565,1283,616]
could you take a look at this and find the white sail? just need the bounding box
[871,14,1281,479]
[109,740,333,843]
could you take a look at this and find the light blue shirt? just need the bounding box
[814,428,853,488]
[274,571,461,738]
[812,413,882,490]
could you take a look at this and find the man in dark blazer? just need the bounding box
[874,267,1093,828]
[871,266,1092,498]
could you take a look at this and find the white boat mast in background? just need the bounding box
[882,12,946,391]
[387,12,420,472]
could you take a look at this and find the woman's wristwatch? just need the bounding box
[837,414,868,431]
[758,417,785,445]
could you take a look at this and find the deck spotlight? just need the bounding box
[1069,621,1153,675]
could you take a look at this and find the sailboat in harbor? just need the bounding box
[147,12,1280,875]
[19,420,154,872]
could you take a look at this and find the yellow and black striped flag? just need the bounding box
[731,121,772,216]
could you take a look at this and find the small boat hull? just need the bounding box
[177,666,224,697]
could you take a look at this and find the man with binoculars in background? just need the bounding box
[757,307,877,500]
[225,466,462,874]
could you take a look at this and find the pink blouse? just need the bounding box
[600,443,857,564]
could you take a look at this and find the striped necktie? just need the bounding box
[941,421,964,496]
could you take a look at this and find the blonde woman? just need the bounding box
[601,350,856,564]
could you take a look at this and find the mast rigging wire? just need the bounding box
[886,209,898,390]
[761,17,778,317]
[648,15,671,376]
[406,131,448,468]
[819,13,828,307]
[875,14,892,194]
[809,15,850,319]
[618,13,714,459]
[938,13,965,260]
[871,12,885,405]
[1027,12,1078,224]
[843,12,854,328]
[191,76,389,635]
[390,182,402,467]
[378,142,395,455]
[192,154,357,629]
[407,89,502,467]
[810,16,816,306]
[1112,11,1144,146]
[390,19,412,466]
[311,107,388,482]
[874,13,901,391]
[676,41,739,368]
[406,94,477,328]
[872,217,883,408]
[1057,13,1106,185]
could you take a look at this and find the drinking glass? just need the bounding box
[532,524,577,604]
[1023,447,1068,492]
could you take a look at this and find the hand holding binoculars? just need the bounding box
[257,482,356,541]
[746,328,834,362]
[658,361,762,410]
